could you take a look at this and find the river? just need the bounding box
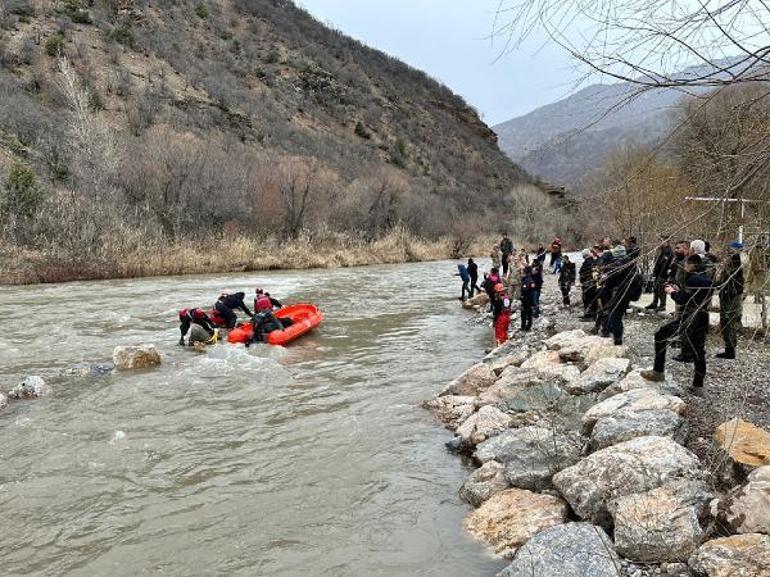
[0,260,506,577]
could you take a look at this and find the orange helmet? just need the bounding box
[494,283,505,293]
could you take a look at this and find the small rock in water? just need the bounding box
[113,344,162,370]
[8,376,47,400]
[111,430,126,443]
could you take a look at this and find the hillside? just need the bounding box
[0,0,547,282]
[493,62,738,187]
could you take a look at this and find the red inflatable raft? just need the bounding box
[227,304,323,346]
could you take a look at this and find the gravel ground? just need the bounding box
[542,275,770,470]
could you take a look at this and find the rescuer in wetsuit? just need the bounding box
[178,307,216,346]
[215,292,253,328]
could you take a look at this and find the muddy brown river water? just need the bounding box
[0,261,506,577]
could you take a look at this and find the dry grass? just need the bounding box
[0,228,506,285]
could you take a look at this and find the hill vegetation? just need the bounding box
[0,0,557,283]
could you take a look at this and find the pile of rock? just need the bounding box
[425,324,770,577]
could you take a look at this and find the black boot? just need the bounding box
[178,337,185,346]
[673,354,693,363]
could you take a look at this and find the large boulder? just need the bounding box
[439,362,496,397]
[455,405,512,448]
[589,409,688,452]
[465,488,568,558]
[498,522,622,577]
[611,480,713,563]
[486,347,532,376]
[565,357,630,395]
[688,533,770,577]
[552,436,703,529]
[475,426,582,491]
[8,376,48,399]
[714,418,770,469]
[520,350,580,383]
[582,387,686,434]
[600,368,684,400]
[477,367,543,407]
[112,345,162,370]
[544,330,587,350]
[459,461,509,507]
[188,324,212,345]
[422,395,477,429]
[711,466,770,535]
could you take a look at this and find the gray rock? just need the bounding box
[611,480,713,563]
[544,329,588,350]
[520,350,581,383]
[552,436,703,529]
[440,362,496,397]
[62,362,114,377]
[475,426,583,491]
[688,533,770,577]
[459,461,509,507]
[710,465,770,535]
[113,344,161,370]
[188,324,212,345]
[590,409,689,451]
[497,522,623,577]
[422,395,477,429]
[8,376,48,400]
[486,347,532,376]
[455,405,512,447]
[582,388,686,435]
[566,357,630,395]
[600,369,685,400]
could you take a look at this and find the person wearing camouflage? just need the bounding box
[717,241,745,360]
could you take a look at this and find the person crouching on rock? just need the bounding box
[642,254,714,390]
[246,310,284,347]
[492,283,511,345]
[215,291,253,329]
[520,266,536,332]
[178,307,216,346]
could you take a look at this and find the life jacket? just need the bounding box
[181,308,207,321]
[254,294,272,312]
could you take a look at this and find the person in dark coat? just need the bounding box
[558,255,577,305]
[716,241,745,359]
[598,245,636,345]
[500,233,514,276]
[531,261,544,317]
[215,292,253,328]
[520,266,536,331]
[467,258,481,297]
[643,254,714,389]
[456,263,471,301]
[647,236,674,311]
[579,249,598,319]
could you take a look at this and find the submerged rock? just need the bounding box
[112,345,162,370]
[582,387,686,435]
[475,426,582,491]
[498,522,622,577]
[464,488,568,558]
[611,480,713,563]
[422,395,477,429]
[589,409,688,451]
[459,461,509,507]
[688,533,770,577]
[62,362,114,377]
[565,357,630,395]
[714,418,770,469]
[8,376,48,400]
[440,362,496,397]
[552,436,703,529]
[711,465,770,535]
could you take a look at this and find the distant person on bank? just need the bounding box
[579,248,598,319]
[520,266,536,332]
[550,239,563,274]
[500,233,514,276]
[456,262,471,301]
[647,235,674,312]
[492,283,512,345]
[531,261,544,318]
[716,241,745,360]
[558,255,577,305]
[467,258,481,297]
[491,245,502,269]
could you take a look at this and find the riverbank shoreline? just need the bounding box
[0,229,505,285]
[426,274,770,577]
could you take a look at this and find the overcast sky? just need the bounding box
[298,0,583,125]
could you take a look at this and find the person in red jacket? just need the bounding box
[178,307,215,346]
[492,283,511,345]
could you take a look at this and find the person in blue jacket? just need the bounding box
[456,263,471,301]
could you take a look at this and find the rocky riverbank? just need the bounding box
[426,276,770,577]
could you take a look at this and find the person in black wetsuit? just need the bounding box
[467,258,481,297]
[215,291,253,328]
[246,310,284,347]
[178,308,216,346]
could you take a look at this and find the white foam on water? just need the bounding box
[110,430,126,444]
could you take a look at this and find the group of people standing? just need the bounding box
[575,236,744,391]
[459,232,747,392]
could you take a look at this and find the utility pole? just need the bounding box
[684,196,768,244]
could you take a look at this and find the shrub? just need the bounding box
[4,162,44,218]
[45,34,64,57]
[195,4,209,19]
[354,121,371,139]
[107,25,134,47]
[62,0,92,24]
